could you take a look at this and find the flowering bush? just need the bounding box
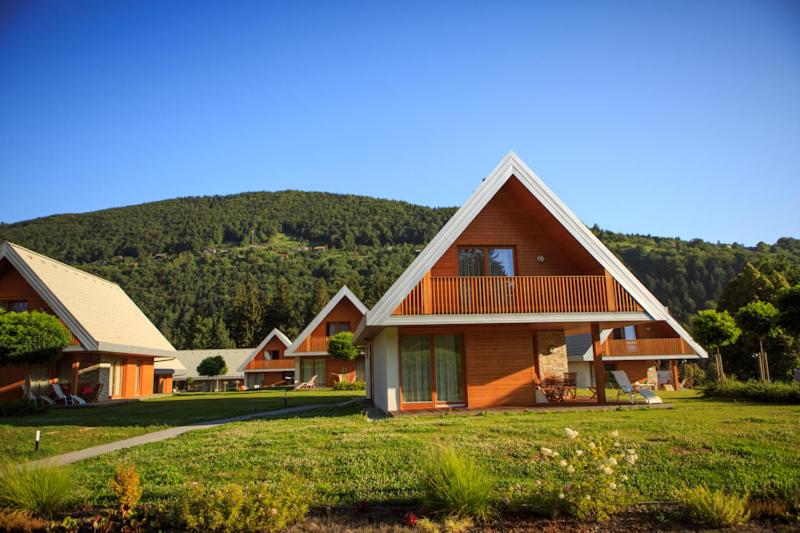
[180,479,310,532]
[525,428,639,521]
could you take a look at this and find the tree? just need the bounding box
[0,309,72,396]
[777,284,800,337]
[229,283,264,348]
[691,309,741,381]
[197,355,227,392]
[327,331,359,378]
[309,278,329,318]
[736,301,779,382]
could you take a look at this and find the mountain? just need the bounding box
[1,190,798,349]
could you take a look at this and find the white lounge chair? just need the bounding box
[293,375,317,390]
[51,384,85,406]
[610,371,662,405]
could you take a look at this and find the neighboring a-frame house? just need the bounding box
[355,153,706,413]
[0,242,177,402]
[285,286,368,387]
[238,328,295,388]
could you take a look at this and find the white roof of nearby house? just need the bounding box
[154,356,187,373]
[358,152,706,358]
[172,348,253,380]
[285,285,367,357]
[237,328,292,372]
[0,241,176,357]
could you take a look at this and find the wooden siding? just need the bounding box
[0,260,51,313]
[604,338,694,356]
[297,298,364,353]
[395,274,642,315]
[464,328,538,408]
[246,337,289,369]
[245,359,295,370]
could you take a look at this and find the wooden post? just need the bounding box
[591,323,606,404]
[604,270,617,312]
[71,354,80,393]
[422,271,432,315]
[670,360,680,390]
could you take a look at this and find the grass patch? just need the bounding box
[0,390,359,461]
[64,391,800,510]
[0,463,74,518]
[420,446,494,520]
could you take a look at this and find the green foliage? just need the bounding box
[526,428,638,521]
[777,284,800,336]
[196,355,227,379]
[332,379,366,391]
[679,362,706,388]
[327,331,358,361]
[736,301,779,341]
[180,479,310,532]
[702,379,800,404]
[691,309,741,351]
[675,485,750,528]
[750,479,800,520]
[109,464,143,514]
[0,311,72,366]
[0,463,74,518]
[419,446,495,521]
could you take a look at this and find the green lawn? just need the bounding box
[65,390,800,509]
[0,390,360,461]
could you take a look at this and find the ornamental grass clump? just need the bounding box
[675,485,750,528]
[419,446,496,521]
[527,428,639,521]
[0,462,74,518]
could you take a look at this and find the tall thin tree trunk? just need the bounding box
[716,348,726,381]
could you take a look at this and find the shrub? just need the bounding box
[680,362,706,388]
[676,485,750,528]
[0,463,74,518]
[419,446,495,521]
[526,428,639,521]
[180,479,310,532]
[332,379,366,391]
[749,479,800,520]
[702,379,800,404]
[0,399,47,418]
[109,464,143,515]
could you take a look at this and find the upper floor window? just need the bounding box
[2,300,28,312]
[458,247,515,277]
[270,350,280,359]
[326,322,350,336]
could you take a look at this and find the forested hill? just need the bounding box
[1,190,798,349]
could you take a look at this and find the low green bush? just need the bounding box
[0,463,74,518]
[0,399,47,418]
[702,379,800,404]
[419,446,495,521]
[180,479,310,532]
[523,428,639,521]
[332,379,366,391]
[676,485,750,528]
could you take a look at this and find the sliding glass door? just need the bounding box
[400,334,464,406]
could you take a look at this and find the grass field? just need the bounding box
[61,390,800,509]
[0,390,359,461]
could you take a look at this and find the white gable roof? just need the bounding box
[0,242,176,357]
[364,152,706,358]
[285,285,367,357]
[237,328,292,372]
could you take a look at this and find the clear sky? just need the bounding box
[1,1,798,245]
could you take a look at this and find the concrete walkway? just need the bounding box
[34,399,358,467]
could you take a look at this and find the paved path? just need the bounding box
[34,399,358,467]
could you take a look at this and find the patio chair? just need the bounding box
[610,371,663,405]
[330,372,351,384]
[51,383,86,406]
[293,375,317,390]
[85,383,103,402]
[562,372,577,399]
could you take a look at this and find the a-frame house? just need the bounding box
[286,286,368,387]
[237,328,295,388]
[355,153,706,413]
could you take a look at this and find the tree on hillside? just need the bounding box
[777,285,800,337]
[327,331,359,379]
[692,309,741,381]
[265,278,299,336]
[197,355,227,392]
[189,315,235,350]
[0,309,72,397]
[736,301,779,382]
[719,262,789,313]
[309,278,329,318]
[229,283,264,348]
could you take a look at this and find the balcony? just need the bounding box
[244,359,295,371]
[394,274,642,315]
[603,338,695,356]
[295,336,332,353]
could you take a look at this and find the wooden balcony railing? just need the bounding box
[603,338,695,356]
[245,359,295,370]
[296,336,332,353]
[394,273,642,315]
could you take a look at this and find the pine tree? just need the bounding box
[229,283,264,348]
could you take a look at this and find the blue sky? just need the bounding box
[1,1,798,245]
